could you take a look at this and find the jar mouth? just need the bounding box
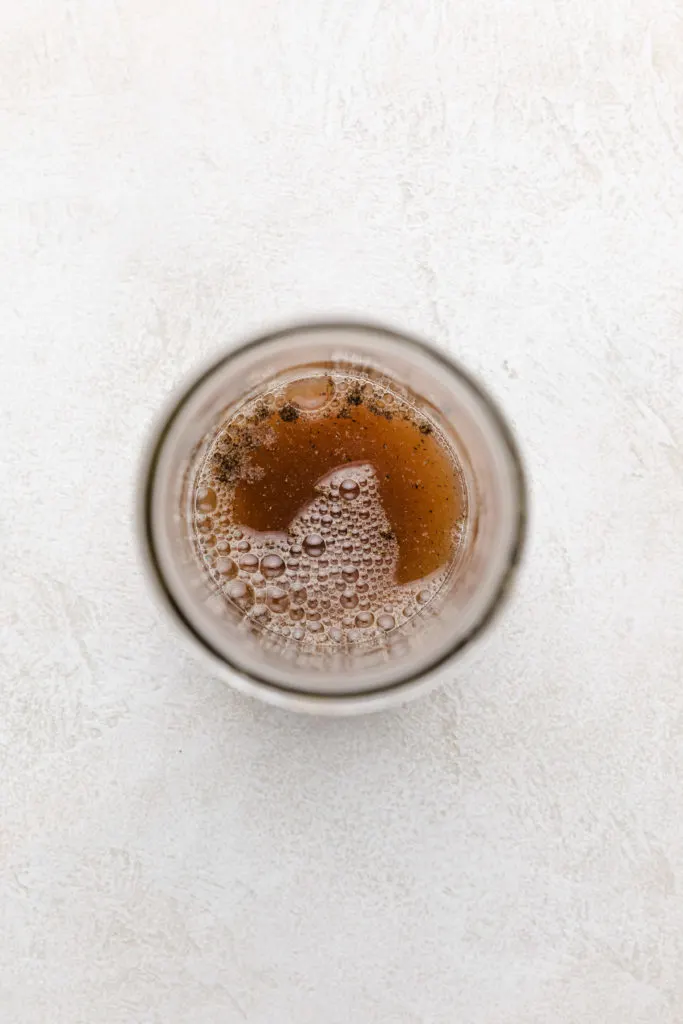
[138,321,528,709]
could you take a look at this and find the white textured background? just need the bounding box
[2,1,683,1021]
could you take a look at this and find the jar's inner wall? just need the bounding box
[147,326,522,696]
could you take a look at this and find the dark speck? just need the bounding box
[419,422,432,435]
[279,403,299,422]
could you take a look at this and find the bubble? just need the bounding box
[377,613,396,631]
[196,486,217,512]
[310,513,321,525]
[261,553,285,578]
[267,586,289,613]
[215,556,237,578]
[321,515,333,528]
[307,610,321,621]
[356,581,369,593]
[215,539,230,553]
[237,540,251,552]
[340,591,358,609]
[203,534,217,548]
[341,541,353,555]
[329,627,343,643]
[226,580,254,610]
[196,516,213,534]
[291,584,307,604]
[355,611,374,628]
[251,604,270,623]
[285,376,334,411]
[290,544,302,556]
[239,553,259,573]
[417,589,430,605]
[342,566,359,583]
[303,534,326,558]
[292,626,306,640]
[340,479,360,501]
[307,620,325,635]
[289,607,305,621]
[331,504,342,517]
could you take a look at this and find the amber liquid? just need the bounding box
[193,371,467,646]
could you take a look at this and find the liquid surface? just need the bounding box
[192,371,467,647]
